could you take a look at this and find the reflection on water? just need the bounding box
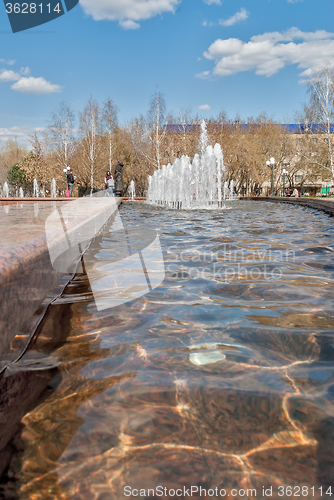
[1,201,334,499]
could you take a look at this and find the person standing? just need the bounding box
[104,171,115,197]
[111,175,115,197]
[66,168,75,197]
[114,160,124,197]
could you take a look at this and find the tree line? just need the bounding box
[1,66,333,197]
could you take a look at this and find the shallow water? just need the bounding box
[1,201,334,499]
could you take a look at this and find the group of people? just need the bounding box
[285,187,299,197]
[104,161,124,197]
[65,161,124,198]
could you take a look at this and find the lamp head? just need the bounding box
[270,157,275,165]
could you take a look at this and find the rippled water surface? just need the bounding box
[1,201,334,499]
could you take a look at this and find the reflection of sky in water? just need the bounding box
[3,201,334,499]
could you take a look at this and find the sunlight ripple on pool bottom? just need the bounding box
[2,201,334,499]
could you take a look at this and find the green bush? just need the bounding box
[7,163,29,188]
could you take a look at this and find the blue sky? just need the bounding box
[1,0,334,144]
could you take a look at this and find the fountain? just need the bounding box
[128,180,135,200]
[19,187,24,198]
[230,179,236,199]
[223,180,237,200]
[33,179,39,198]
[51,178,57,198]
[147,120,235,209]
[223,181,230,200]
[3,182,9,197]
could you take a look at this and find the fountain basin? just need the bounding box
[0,200,334,496]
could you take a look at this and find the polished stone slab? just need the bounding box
[0,198,121,365]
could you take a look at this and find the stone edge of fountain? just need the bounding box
[0,197,78,206]
[240,196,334,216]
[0,197,123,366]
[122,197,146,201]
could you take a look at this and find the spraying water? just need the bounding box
[33,179,39,198]
[128,180,135,200]
[147,120,235,209]
[3,182,9,197]
[199,119,209,157]
[51,178,57,198]
[19,187,24,198]
[229,180,236,199]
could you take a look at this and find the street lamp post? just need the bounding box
[282,168,287,196]
[266,157,275,196]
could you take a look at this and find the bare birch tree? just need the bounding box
[303,65,334,182]
[147,89,169,170]
[102,98,118,172]
[46,101,75,172]
[79,96,103,194]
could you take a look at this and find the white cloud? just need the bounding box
[203,0,222,5]
[203,28,334,78]
[199,104,210,110]
[0,69,21,82]
[195,70,210,79]
[219,8,249,27]
[79,0,180,28]
[11,77,61,94]
[0,59,15,66]
[0,126,31,144]
[0,126,27,138]
[20,66,31,76]
[203,19,215,27]
[119,19,140,29]
[0,64,61,95]
[251,27,334,43]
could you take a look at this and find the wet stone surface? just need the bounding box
[0,200,334,499]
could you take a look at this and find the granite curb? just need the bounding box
[240,196,334,216]
[0,198,122,361]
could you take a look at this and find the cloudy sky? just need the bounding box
[1,0,334,143]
